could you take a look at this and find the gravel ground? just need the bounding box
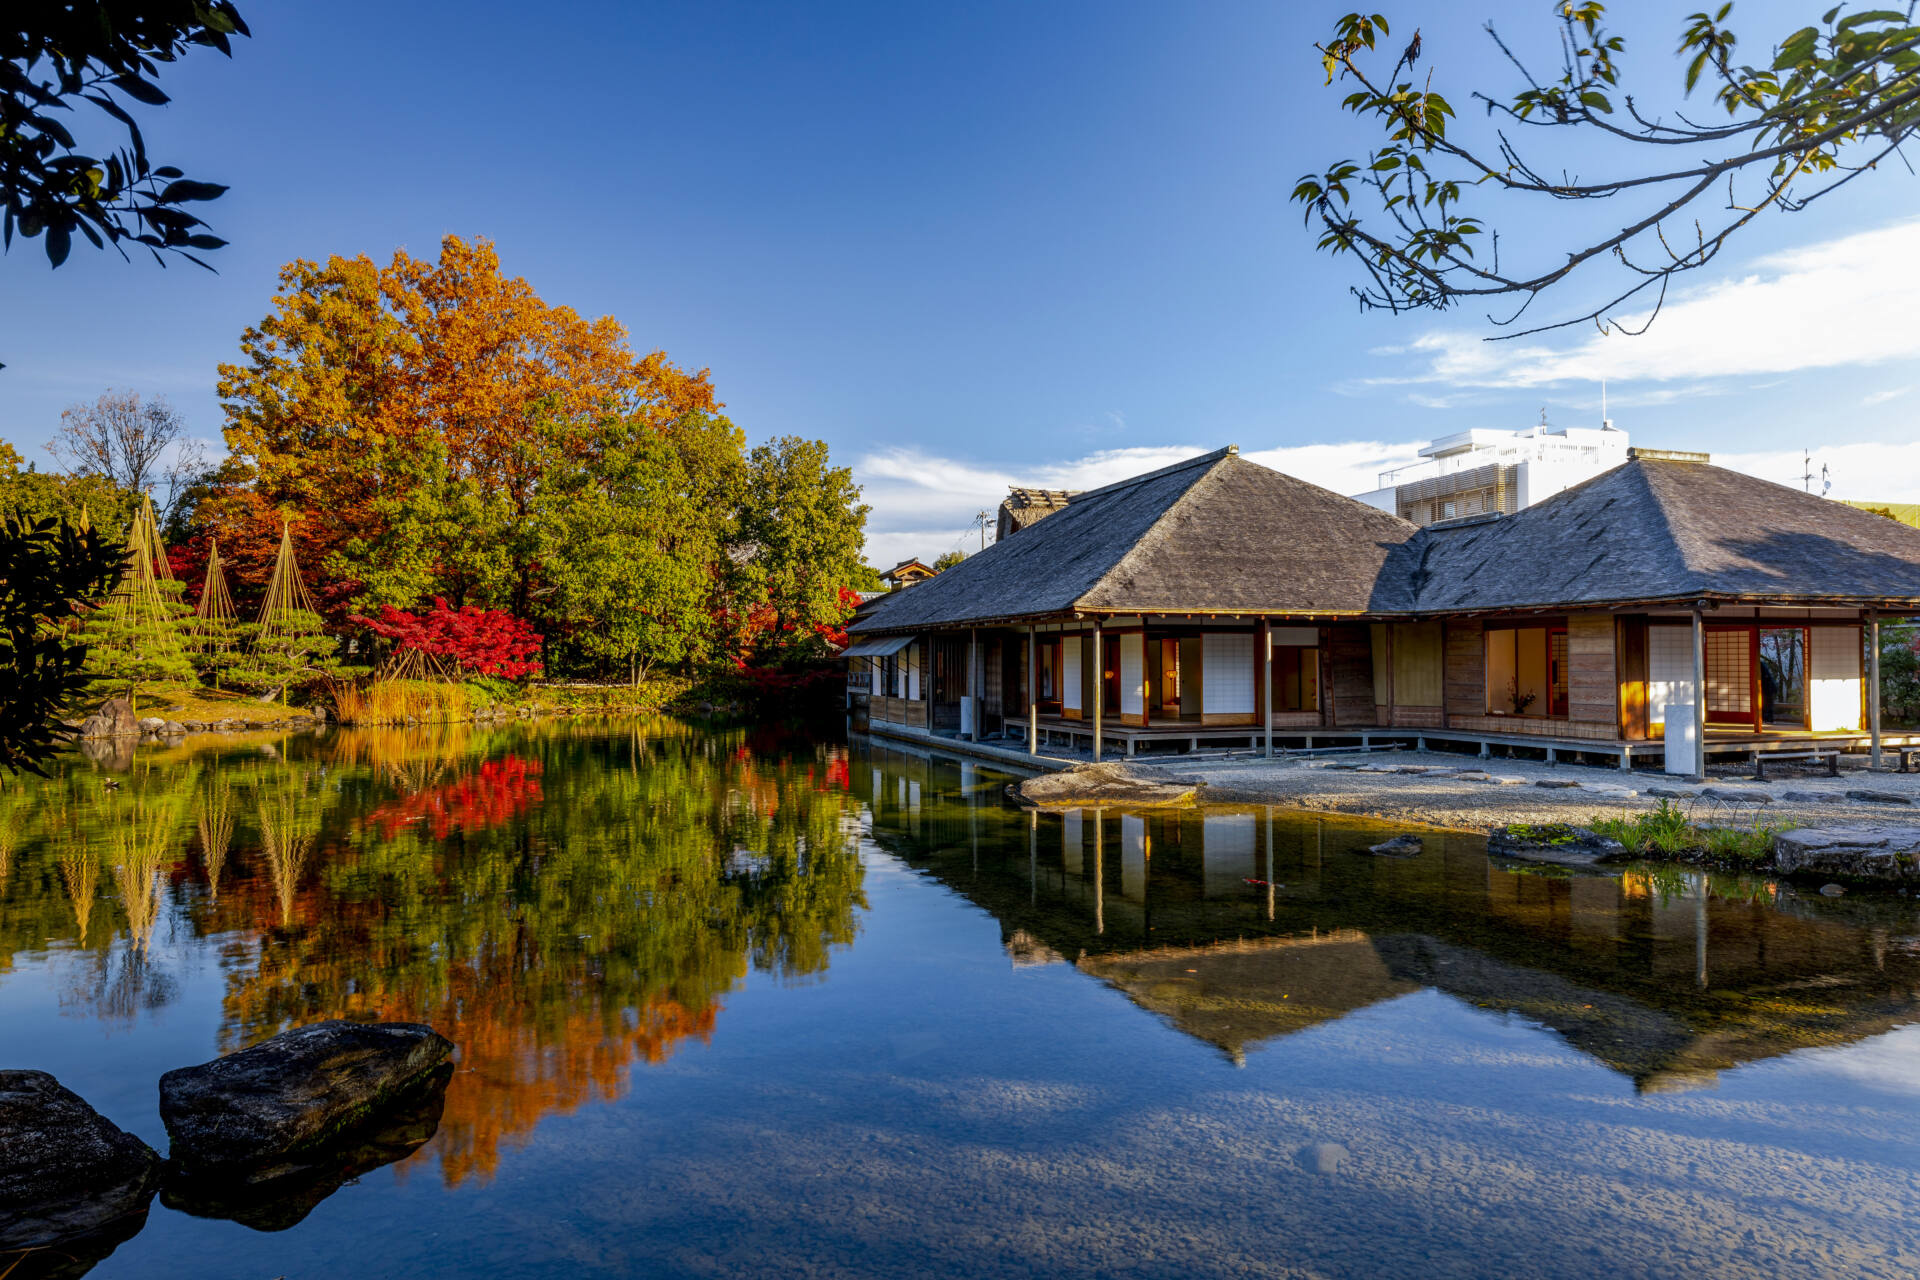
[1146,747,1920,833]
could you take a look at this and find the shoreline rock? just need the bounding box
[159,1021,454,1176]
[1013,761,1201,809]
[1774,825,1920,882]
[0,1070,162,1252]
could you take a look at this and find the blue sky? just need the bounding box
[2,0,1915,566]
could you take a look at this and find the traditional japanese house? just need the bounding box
[846,445,1920,772]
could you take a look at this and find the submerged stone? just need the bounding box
[1366,835,1423,857]
[160,1021,454,1175]
[1487,824,1625,867]
[0,1070,162,1252]
[1014,762,1200,809]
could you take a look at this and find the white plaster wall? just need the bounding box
[1202,813,1256,899]
[1649,625,1693,731]
[1203,633,1255,715]
[1810,626,1863,731]
[1062,637,1083,711]
[1119,633,1145,716]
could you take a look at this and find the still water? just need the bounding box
[4,720,1920,1278]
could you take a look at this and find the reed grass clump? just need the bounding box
[330,678,472,726]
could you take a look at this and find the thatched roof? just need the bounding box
[1408,457,1920,611]
[996,486,1077,541]
[851,447,1422,632]
[851,451,1920,635]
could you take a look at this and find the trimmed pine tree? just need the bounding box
[77,504,194,708]
[228,522,339,698]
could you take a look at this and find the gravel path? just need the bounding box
[1154,748,1920,833]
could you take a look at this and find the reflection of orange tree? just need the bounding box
[209,731,866,1185]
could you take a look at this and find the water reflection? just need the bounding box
[0,720,867,1193]
[858,741,1920,1091]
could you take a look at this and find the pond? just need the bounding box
[4,721,1920,1279]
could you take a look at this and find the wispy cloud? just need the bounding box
[1369,218,1920,389]
[1863,385,1912,407]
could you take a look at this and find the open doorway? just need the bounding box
[1759,627,1807,728]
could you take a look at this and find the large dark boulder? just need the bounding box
[0,1070,162,1252]
[159,1021,454,1176]
[162,1067,449,1231]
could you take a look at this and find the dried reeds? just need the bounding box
[330,678,471,727]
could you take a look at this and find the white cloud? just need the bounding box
[855,439,1423,564]
[1374,218,1920,388]
[1716,441,1920,503]
[1862,385,1912,407]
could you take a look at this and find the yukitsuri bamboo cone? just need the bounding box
[197,782,235,901]
[134,494,174,582]
[193,537,239,682]
[257,794,316,927]
[110,794,179,954]
[251,521,329,704]
[88,495,193,710]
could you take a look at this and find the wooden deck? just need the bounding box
[1017,714,1920,770]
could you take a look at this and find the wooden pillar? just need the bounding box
[968,626,979,741]
[1091,619,1103,762]
[1691,608,1708,781]
[1260,619,1273,758]
[1870,609,1883,770]
[1092,807,1105,935]
[1027,626,1039,756]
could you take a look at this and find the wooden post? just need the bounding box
[1870,609,1883,770]
[1092,807,1105,935]
[968,626,979,741]
[1691,608,1708,781]
[1261,618,1273,759]
[1027,626,1039,756]
[1091,620,1103,762]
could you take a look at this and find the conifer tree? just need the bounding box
[230,522,338,699]
[76,501,193,707]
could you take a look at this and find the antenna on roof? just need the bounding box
[1600,379,1614,431]
[1802,450,1814,493]
[1822,463,1831,497]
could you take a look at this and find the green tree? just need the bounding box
[931,550,965,572]
[1295,5,1920,335]
[326,435,516,613]
[0,438,136,531]
[734,436,868,662]
[3,1,248,274]
[75,514,194,704]
[535,415,726,684]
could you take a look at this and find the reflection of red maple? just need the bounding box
[364,755,545,840]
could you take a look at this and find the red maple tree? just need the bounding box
[353,598,544,679]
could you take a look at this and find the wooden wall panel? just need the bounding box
[1568,612,1616,726]
[1615,616,1648,740]
[1326,624,1376,727]
[1444,619,1485,718]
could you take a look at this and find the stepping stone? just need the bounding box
[1847,789,1913,805]
[1583,785,1638,798]
[1780,790,1831,803]
[1646,786,1696,799]
[1535,779,1581,789]
[1489,775,1529,786]
[1701,787,1772,803]
[1453,771,1492,781]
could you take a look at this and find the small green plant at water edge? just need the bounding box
[1505,822,1579,846]
[1589,800,1789,864]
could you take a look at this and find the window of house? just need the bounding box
[1485,624,1567,717]
[1437,500,1457,520]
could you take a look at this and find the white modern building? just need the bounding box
[1353,421,1663,527]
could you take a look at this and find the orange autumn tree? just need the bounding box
[208,235,719,619]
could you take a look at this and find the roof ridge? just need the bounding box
[1066,445,1236,506]
[1075,451,1241,609]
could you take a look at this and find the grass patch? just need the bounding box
[95,682,318,725]
[1589,799,1791,865]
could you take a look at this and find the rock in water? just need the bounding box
[1014,761,1200,809]
[160,1021,454,1175]
[1366,835,1424,857]
[1774,826,1920,882]
[0,1070,162,1251]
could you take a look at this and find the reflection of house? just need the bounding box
[848,445,1920,771]
[850,744,1920,1089]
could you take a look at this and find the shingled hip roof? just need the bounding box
[849,447,1422,632]
[848,450,1920,637]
